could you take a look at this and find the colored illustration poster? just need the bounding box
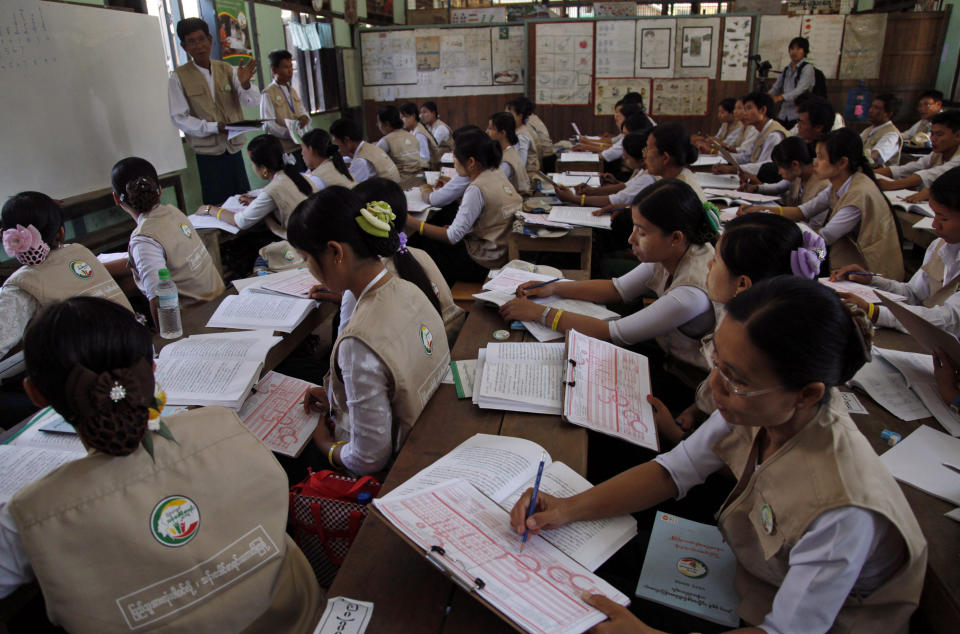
[214,0,253,66]
[594,78,651,116]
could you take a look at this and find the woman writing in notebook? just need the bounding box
[195,134,316,239]
[487,111,531,195]
[740,136,828,206]
[554,130,654,212]
[511,277,927,634]
[0,296,321,631]
[111,157,224,325]
[292,187,449,476]
[500,179,718,375]
[1,192,132,359]
[739,128,904,281]
[643,124,707,201]
[692,98,742,154]
[301,128,355,190]
[405,131,522,285]
[832,166,960,336]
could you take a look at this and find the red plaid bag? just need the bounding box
[289,469,381,587]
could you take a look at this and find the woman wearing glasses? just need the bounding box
[510,276,927,634]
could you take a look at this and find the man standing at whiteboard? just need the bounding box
[168,18,260,205]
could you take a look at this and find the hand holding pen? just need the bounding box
[520,452,547,552]
[515,278,560,298]
[830,264,880,283]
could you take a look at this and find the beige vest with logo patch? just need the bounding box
[263,171,317,239]
[355,142,401,184]
[310,159,355,189]
[263,82,306,154]
[5,243,132,312]
[502,145,531,195]
[129,205,224,302]
[827,172,905,281]
[784,174,829,207]
[862,121,902,166]
[714,391,927,632]
[413,122,442,170]
[174,61,245,155]
[327,276,449,469]
[8,407,321,634]
[749,119,789,163]
[645,243,715,370]
[382,130,423,183]
[464,169,523,269]
[382,246,465,343]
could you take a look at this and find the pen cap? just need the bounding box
[356,491,373,505]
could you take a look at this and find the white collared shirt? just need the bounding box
[260,80,309,141]
[168,60,260,138]
[347,142,376,183]
[799,175,860,246]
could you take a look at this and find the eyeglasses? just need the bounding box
[710,353,783,397]
[182,35,209,48]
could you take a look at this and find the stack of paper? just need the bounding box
[696,174,742,190]
[439,152,454,164]
[557,151,601,163]
[818,278,907,303]
[206,293,316,333]
[473,342,566,415]
[703,187,780,202]
[404,187,431,216]
[874,348,960,436]
[252,269,320,299]
[547,173,602,188]
[880,426,960,505]
[692,154,726,167]
[1,407,87,504]
[547,206,611,230]
[237,371,319,457]
[849,351,930,422]
[187,214,240,234]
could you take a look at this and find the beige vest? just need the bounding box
[382,130,424,185]
[8,408,321,634]
[675,167,707,202]
[355,141,401,184]
[327,276,450,470]
[827,172,905,281]
[718,120,742,144]
[502,145,531,195]
[263,171,317,239]
[784,174,829,207]
[731,123,751,150]
[263,82,306,154]
[862,120,902,166]
[920,239,960,307]
[930,143,960,168]
[646,243,715,370]
[413,122,442,170]
[382,246,465,343]
[715,391,927,632]
[527,114,555,158]
[429,119,454,153]
[750,119,789,163]
[310,159,356,190]
[5,243,133,312]
[174,61,245,155]
[464,169,523,269]
[518,126,541,173]
[129,205,224,302]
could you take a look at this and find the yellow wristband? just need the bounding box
[580,194,586,206]
[215,207,223,220]
[419,220,426,235]
[551,309,564,332]
[328,440,345,466]
[774,206,782,216]
[867,303,876,321]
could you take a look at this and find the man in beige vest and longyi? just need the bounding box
[168,18,260,206]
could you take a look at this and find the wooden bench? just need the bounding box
[508,226,593,281]
[450,281,483,313]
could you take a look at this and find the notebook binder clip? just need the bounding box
[564,358,577,387]
[427,545,486,594]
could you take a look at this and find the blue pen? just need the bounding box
[520,277,560,293]
[520,452,547,552]
[842,271,881,280]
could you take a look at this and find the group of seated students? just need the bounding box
[1,79,957,632]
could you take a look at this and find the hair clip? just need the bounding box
[790,232,826,279]
[356,201,396,238]
[2,224,50,266]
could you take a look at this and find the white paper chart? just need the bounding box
[635,18,675,78]
[441,29,492,86]
[0,0,53,75]
[801,14,844,79]
[757,15,802,72]
[595,20,636,78]
[594,78,652,116]
[360,30,417,85]
[651,77,709,117]
[535,22,593,105]
[491,26,524,86]
[676,18,720,79]
[720,16,752,82]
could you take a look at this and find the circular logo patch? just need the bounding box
[179,223,192,238]
[420,325,433,355]
[274,93,283,103]
[760,503,776,535]
[283,249,296,261]
[69,260,93,279]
[676,558,708,579]
[150,495,201,547]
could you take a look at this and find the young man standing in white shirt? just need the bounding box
[168,18,259,205]
[260,49,310,172]
[769,36,816,129]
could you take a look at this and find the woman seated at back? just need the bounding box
[506,97,540,176]
[693,97,742,154]
[111,157,224,325]
[405,131,522,285]
[375,105,424,188]
[290,187,450,476]
[555,129,654,213]
[511,277,926,634]
[399,102,441,170]
[0,296,321,631]
[1,192,132,358]
[742,136,828,206]
[487,111,531,195]
[501,179,718,375]
[644,124,707,201]
[301,128,355,190]
[195,134,316,239]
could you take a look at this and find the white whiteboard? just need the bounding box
[0,1,185,201]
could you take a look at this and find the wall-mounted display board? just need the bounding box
[675,18,720,79]
[635,18,675,78]
[594,78,652,116]
[756,15,803,71]
[595,20,636,78]
[534,21,594,105]
[361,30,417,85]
[720,16,753,81]
[801,14,845,79]
[651,77,710,117]
[838,13,887,80]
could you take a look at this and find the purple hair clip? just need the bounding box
[397,231,409,255]
[790,231,826,279]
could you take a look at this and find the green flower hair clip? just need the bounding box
[356,200,396,238]
[702,201,721,233]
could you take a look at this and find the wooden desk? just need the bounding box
[844,329,960,631]
[508,227,593,281]
[896,209,936,250]
[556,158,601,173]
[326,303,588,632]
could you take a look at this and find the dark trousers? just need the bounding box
[408,233,489,286]
[196,151,251,205]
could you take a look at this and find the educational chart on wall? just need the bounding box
[757,14,802,72]
[839,13,887,80]
[441,28,492,86]
[491,26,524,86]
[594,2,638,17]
[651,77,709,117]
[720,15,752,82]
[594,78,651,116]
[535,21,594,105]
[801,14,844,80]
[595,20,636,78]
[361,30,417,85]
[635,18,675,79]
[0,0,52,74]
[676,17,720,79]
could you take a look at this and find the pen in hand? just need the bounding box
[518,278,560,295]
[520,452,547,552]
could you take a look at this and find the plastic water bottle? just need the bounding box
[356,491,372,506]
[253,255,270,276]
[156,268,182,339]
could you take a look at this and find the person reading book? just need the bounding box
[713,92,788,176]
[487,111,531,195]
[1,297,321,631]
[710,99,758,156]
[510,277,927,634]
[418,125,481,211]
[743,137,828,206]
[692,98,741,154]
[831,166,960,336]
[875,110,960,201]
[301,128,355,191]
[290,187,449,476]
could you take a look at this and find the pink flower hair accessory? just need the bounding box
[2,224,50,266]
[790,231,826,280]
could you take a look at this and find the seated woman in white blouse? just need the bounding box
[195,134,316,239]
[555,129,654,213]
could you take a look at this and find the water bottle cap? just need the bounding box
[158,268,171,280]
[356,491,372,504]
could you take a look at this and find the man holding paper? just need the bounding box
[261,49,310,172]
[168,18,260,205]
